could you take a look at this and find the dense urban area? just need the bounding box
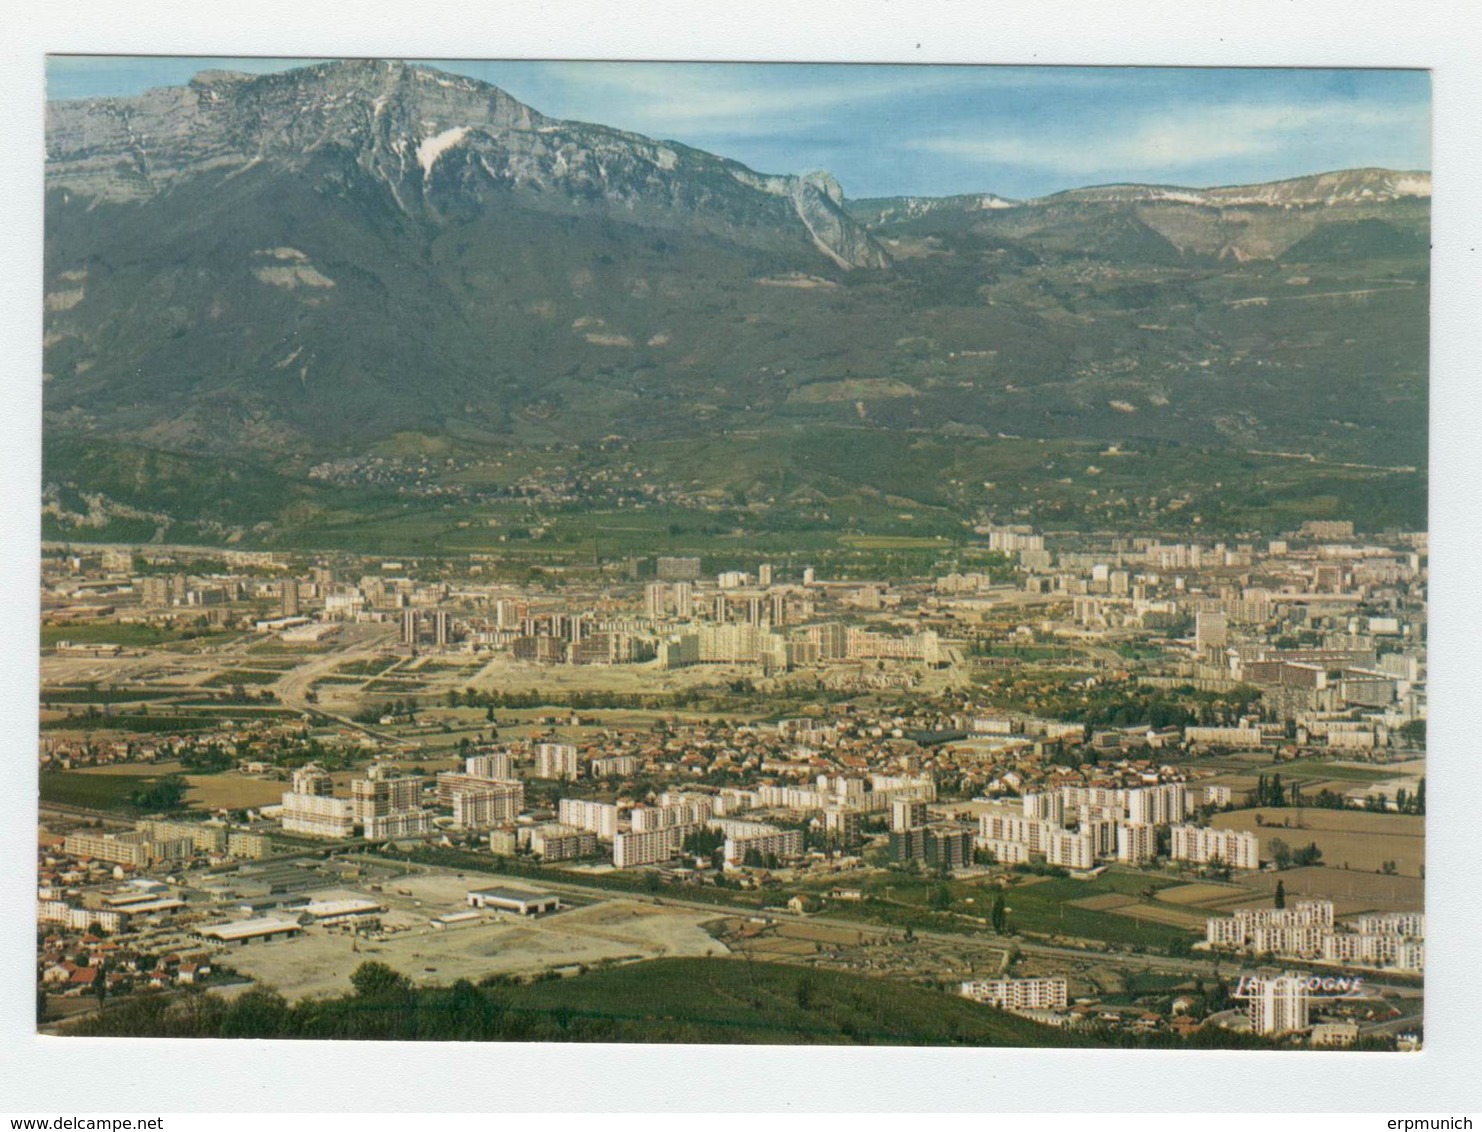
[38,517,1425,1048]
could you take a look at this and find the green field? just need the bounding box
[1267,758,1403,782]
[40,770,163,812]
[41,623,231,648]
[798,868,1200,952]
[40,712,215,733]
[40,688,178,705]
[336,658,401,677]
[989,874,1200,950]
[201,669,283,687]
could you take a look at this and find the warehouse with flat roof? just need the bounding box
[197,917,303,944]
[465,887,560,915]
[289,897,385,924]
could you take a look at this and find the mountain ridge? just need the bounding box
[41,61,1429,545]
[46,59,889,271]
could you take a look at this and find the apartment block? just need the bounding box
[535,743,580,781]
[613,825,691,868]
[558,798,620,840]
[280,793,356,839]
[1170,824,1260,870]
[523,823,597,862]
[449,782,525,829]
[960,978,1069,1011]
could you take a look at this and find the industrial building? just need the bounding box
[465,887,560,916]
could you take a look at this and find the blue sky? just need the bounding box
[46,57,1430,199]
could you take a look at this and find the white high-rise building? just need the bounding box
[1044,828,1095,870]
[960,978,1068,1011]
[891,799,927,832]
[613,825,690,868]
[535,743,580,781]
[644,582,669,620]
[1247,974,1311,1036]
[290,763,333,796]
[465,752,514,781]
[1196,611,1229,651]
[559,798,620,840]
[280,792,355,838]
[631,797,712,831]
[1125,784,1187,825]
[350,770,421,823]
[1170,824,1260,870]
[724,828,804,868]
[449,782,524,829]
[1022,791,1065,824]
[1116,822,1158,865]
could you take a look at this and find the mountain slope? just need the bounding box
[46,60,888,266]
[42,62,1430,543]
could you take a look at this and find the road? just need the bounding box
[270,622,411,745]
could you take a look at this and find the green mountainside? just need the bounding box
[43,62,1429,550]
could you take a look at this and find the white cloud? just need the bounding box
[527,62,1110,136]
[910,98,1428,177]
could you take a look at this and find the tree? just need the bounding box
[1274,880,1286,910]
[220,986,290,1038]
[129,773,188,812]
[349,961,409,998]
[1293,842,1324,868]
[991,890,1007,934]
[795,974,816,1010]
[1268,838,1292,871]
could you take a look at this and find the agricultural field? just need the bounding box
[364,679,431,693]
[40,712,216,733]
[39,687,179,705]
[58,760,187,777]
[202,669,284,686]
[1231,866,1424,915]
[40,623,237,649]
[246,641,339,657]
[182,773,291,811]
[1211,809,1424,877]
[993,873,1202,949]
[335,658,403,677]
[795,867,1202,953]
[1219,752,1404,783]
[39,770,167,812]
[1154,883,1245,906]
